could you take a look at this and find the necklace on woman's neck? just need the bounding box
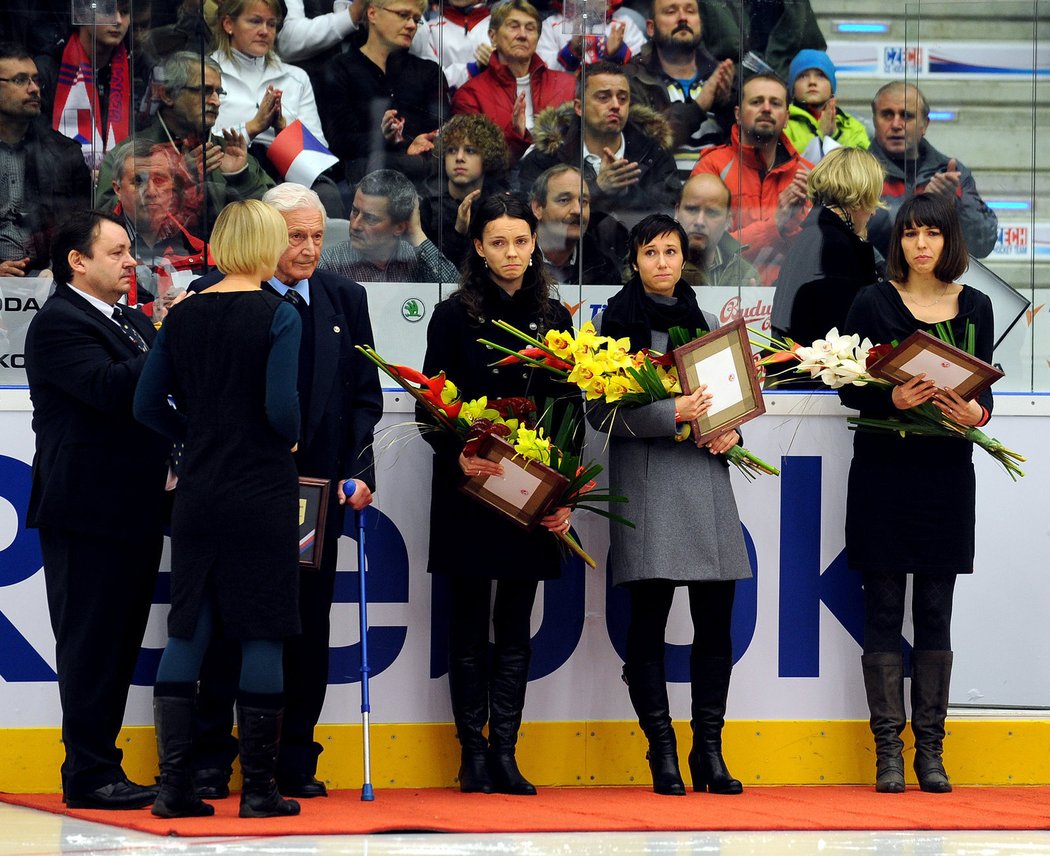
[902,280,950,308]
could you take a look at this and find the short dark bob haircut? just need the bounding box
[628,213,689,271]
[885,194,968,284]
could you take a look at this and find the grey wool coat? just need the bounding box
[587,313,753,587]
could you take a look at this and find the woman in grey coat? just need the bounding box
[588,215,752,796]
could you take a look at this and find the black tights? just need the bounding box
[862,571,957,654]
[448,577,539,657]
[625,580,735,664]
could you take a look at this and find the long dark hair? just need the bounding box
[454,193,555,328]
[886,194,968,283]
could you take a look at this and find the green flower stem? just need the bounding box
[477,338,570,377]
[727,445,780,478]
[491,319,550,351]
[558,531,596,569]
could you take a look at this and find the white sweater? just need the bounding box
[211,49,327,148]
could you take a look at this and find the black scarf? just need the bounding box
[600,275,707,350]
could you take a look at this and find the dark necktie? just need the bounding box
[112,304,149,352]
[283,287,304,309]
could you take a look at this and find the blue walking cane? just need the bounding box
[342,480,375,801]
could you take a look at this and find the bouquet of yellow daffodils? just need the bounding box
[356,345,631,567]
[479,321,779,480]
[753,327,1025,480]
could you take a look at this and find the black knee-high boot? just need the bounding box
[486,644,536,795]
[622,661,686,796]
[153,683,215,818]
[687,655,742,794]
[911,650,954,794]
[861,652,906,793]
[236,696,301,817]
[448,650,492,793]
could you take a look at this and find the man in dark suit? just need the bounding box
[189,183,383,798]
[25,210,169,809]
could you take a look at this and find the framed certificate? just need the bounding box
[673,318,765,445]
[298,477,331,569]
[867,329,1004,401]
[459,435,569,531]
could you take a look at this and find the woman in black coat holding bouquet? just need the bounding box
[840,194,994,795]
[420,194,575,796]
[588,214,753,796]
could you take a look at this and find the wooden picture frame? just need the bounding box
[298,477,331,569]
[867,329,1003,401]
[459,435,569,532]
[672,318,766,445]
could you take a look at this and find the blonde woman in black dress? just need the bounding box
[135,200,303,818]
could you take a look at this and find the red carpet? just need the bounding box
[2,787,1048,837]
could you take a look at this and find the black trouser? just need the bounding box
[861,571,956,654]
[625,580,736,665]
[39,527,161,796]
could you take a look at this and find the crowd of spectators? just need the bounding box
[1,0,999,316]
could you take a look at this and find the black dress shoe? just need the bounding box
[192,768,231,800]
[276,774,328,798]
[66,780,158,810]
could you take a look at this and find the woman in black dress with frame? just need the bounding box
[839,194,994,795]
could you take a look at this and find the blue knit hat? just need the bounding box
[788,49,837,97]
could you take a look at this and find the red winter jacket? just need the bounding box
[451,52,576,163]
[692,124,812,284]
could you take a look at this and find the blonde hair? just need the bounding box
[807,147,886,212]
[215,0,282,66]
[490,0,541,32]
[211,200,289,276]
[365,0,427,18]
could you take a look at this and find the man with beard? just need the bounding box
[691,73,811,285]
[96,52,273,240]
[0,42,90,276]
[624,0,735,151]
[518,60,681,228]
[675,173,758,287]
[531,164,622,286]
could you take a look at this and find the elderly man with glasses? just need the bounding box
[96,51,273,240]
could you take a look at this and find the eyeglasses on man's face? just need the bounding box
[0,74,42,88]
[182,85,227,99]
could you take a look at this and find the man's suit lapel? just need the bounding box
[57,284,149,355]
[303,275,342,447]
